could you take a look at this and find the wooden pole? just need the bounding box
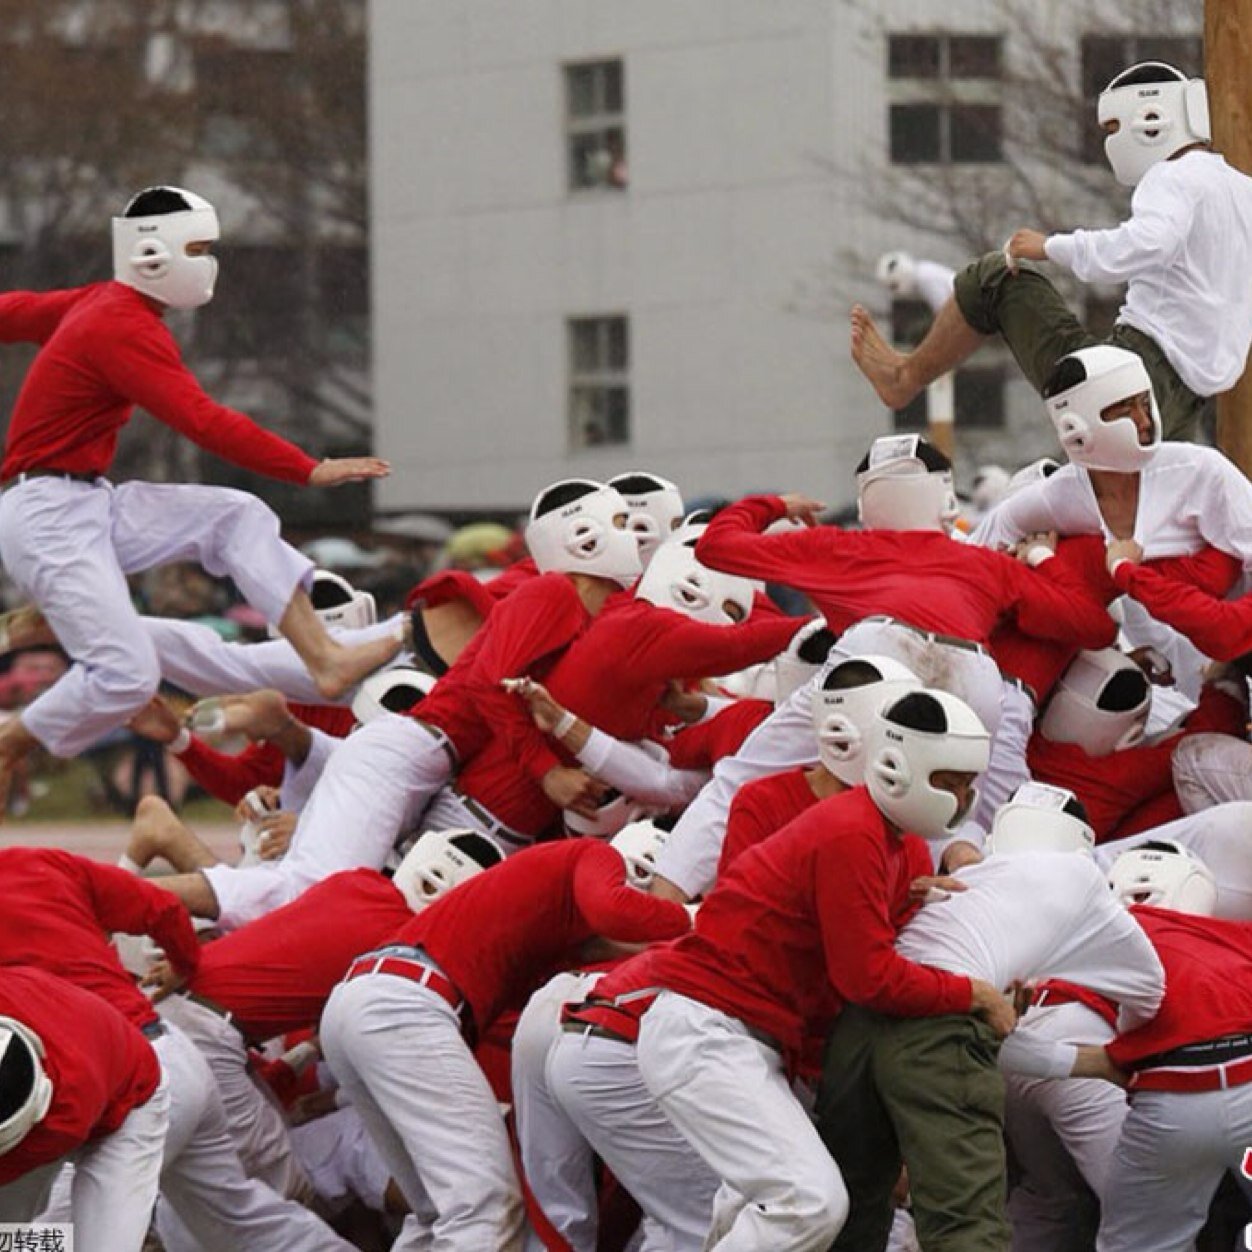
[1206,0,1252,474]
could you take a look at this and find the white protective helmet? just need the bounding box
[351,665,436,725]
[773,619,839,703]
[635,528,756,627]
[0,1018,54,1154]
[611,819,670,889]
[607,472,685,564]
[1004,457,1061,498]
[865,689,991,839]
[310,569,378,631]
[984,781,1095,857]
[856,436,960,534]
[875,250,918,298]
[112,186,220,310]
[391,829,502,913]
[1107,840,1218,915]
[525,480,643,587]
[1039,648,1151,757]
[1098,62,1210,188]
[970,465,1011,514]
[1043,346,1161,472]
[812,655,922,785]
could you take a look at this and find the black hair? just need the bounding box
[797,626,839,664]
[883,690,948,733]
[1105,62,1187,92]
[1061,795,1090,824]
[123,186,195,218]
[0,1037,35,1122]
[855,439,951,475]
[609,473,667,496]
[448,831,504,868]
[532,480,600,519]
[310,573,353,609]
[1136,839,1184,855]
[1042,355,1089,399]
[1096,668,1149,712]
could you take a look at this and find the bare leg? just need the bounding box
[277,589,402,701]
[126,796,220,873]
[0,605,56,655]
[152,870,222,920]
[851,298,988,410]
[188,689,314,767]
[0,718,42,822]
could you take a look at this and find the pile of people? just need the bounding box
[0,57,1251,1252]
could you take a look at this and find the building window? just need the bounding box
[1080,34,1203,163]
[565,60,628,191]
[569,316,629,449]
[887,33,1003,165]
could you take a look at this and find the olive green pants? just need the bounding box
[953,250,1208,442]
[815,1006,1009,1252]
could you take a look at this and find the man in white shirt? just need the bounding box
[850,63,1252,441]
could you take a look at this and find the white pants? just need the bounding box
[320,970,524,1251]
[289,1105,393,1215]
[152,1027,352,1252]
[0,476,312,756]
[656,619,1005,897]
[547,1028,720,1251]
[1098,1084,1252,1252]
[204,714,449,928]
[0,1072,169,1252]
[1094,802,1252,920]
[512,972,601,1252]
[157,996,309,1200]
[1172,732,1252,813]
[636,993,847,1251]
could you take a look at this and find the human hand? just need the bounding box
[969,978,1018,1038]
[908,874,969,905]
[939,840,984,873]
[501,676,566,734]
[541,766,608,818]
[778,494,826,527]
[1128,645,1174,688]
[255,810,297,861]
[660,679,709,725]
[234,786,280,824]
[1012,531,1058,566]
[1106,538,1143,575]
[308,457,391,487]
[140,958,185,1003]
[1004,229,1048,273]
[128,697,183,745]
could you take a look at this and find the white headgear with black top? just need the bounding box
[1039,648,1151,757]
[985,782,1095,857]
[310,569,377,631]
[635,528,756,627]
[525,480,643,587]
[865,689,991,839]
[351,666,435,725]
[856,435,959,534]
[1107,840,1218,915]
[1043,346,1161,472]
[875,250,918,297]
[391,829,502,913]
[772,619,838,703]
[611,819,670,889]
[1098,62,1210,187]
[812,655,921,785]
[607,472,685,564]
[0,1018,53,1154]
[112,186,220,310]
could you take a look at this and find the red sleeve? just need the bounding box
[815,828,972,1016]
[406,569,500,619]
[65,853,200,978]
[573,844,692,942]
[696,496,847,587]
[666,699,773,770]
[84,318,318,484]
[0,288,88,344]
[999,548,1118,649]
[641,613,806,684]
[1114,561,1252,661]
[177,737,284,806]
[718,783,777,877]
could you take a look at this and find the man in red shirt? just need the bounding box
[0,185,399,806]
[0,967,169,1252]
[319,836,691,1252]
[633,690,1013,1250]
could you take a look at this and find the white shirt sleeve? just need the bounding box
[970,481,1060,550]
[576,728,710,808]
[997,1032,1079,1079]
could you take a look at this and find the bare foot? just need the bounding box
[188,689,296,741]
[308,632,404,702]
[850,305,920,410]
[0,605,56,654]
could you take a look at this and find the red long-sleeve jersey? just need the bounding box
[0,283,317,483]
[0,967,161,1185]
[665,698,774,770]
[646,787,972,1064]
[1114,557,1252,661]
[1108,907,1252,1069]
[0,847,199,1030]
[189,868,413,1041]
[696,495,1116,648]
[388,839,691,1032]
[1026,685,1246,842]
[719,768,819,875]
[405,559,539,618]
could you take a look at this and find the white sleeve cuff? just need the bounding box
[1044,234,1076,269]
[1026,546,1055,568]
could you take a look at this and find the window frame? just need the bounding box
[567,314,631,450]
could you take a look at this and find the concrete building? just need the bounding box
[369,0,1203,515]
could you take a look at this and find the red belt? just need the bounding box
[1031,982,1119,1029]
[1130,1055,1252,1094]
[345,953,464,1015]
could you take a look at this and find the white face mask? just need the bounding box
[112,187,221,310]
[525,483,643,586]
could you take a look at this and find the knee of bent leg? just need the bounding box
[133,794,176,829]
[95,641,161,710]
[797,1158,851,1243]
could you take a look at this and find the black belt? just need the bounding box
[182,990,238,1031]
[412,719,459,769]
[1138,1032,1252,1070]
[561,1018,635,1045]
[452,789,530,848]
[141,1020,168,1041]
[2,469,101,489]
[860,616,988,657]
